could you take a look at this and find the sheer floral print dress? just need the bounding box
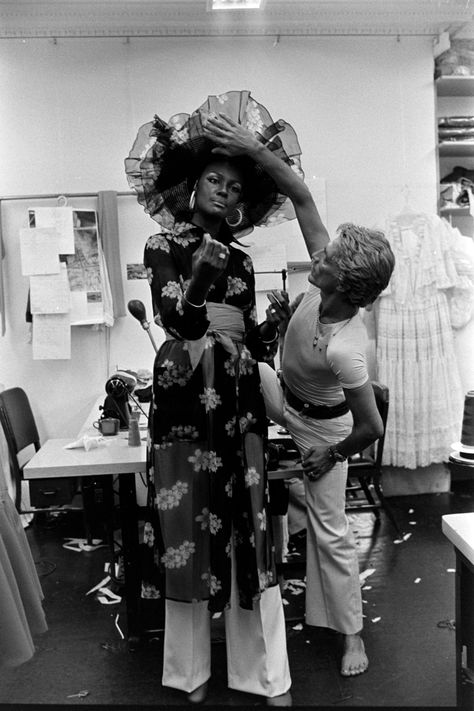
[140,223,278,614]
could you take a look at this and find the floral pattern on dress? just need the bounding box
[199,387,222,412]
[155,481,189,510]
[201,571,223,596]
[141,583,161,599]
[161,540,195,569]
[156,360,193,389]
[245,467,260,487]
[147,234,170,253]
[141,224,279,613]
[226,276,247,298]
[188,449,222,473]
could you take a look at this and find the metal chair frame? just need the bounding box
[345,381,403,537]
[0,387,79,515]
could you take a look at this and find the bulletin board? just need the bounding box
[3,197,114,360]
[27,206,113,328]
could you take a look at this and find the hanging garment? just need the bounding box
[0,428,47,667]
[375,213,464,469]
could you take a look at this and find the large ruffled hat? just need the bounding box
[124,90,303,237]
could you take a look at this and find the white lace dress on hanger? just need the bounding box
[376,213,464,469]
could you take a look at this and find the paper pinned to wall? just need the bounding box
[245,236,287,292]
[19,227,60,275]
[29,263,70,314]
[29,206,75,254]
[70,291,89,322]
[32,312,71,360]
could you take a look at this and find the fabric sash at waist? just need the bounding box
[166,302,245,370]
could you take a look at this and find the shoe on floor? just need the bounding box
[186,681,208,704]
[266,690,292,706]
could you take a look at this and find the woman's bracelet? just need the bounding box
[183,293,206,308]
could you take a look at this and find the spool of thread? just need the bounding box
[460,390,474,453]
[128,417,141,447]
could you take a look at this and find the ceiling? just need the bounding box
[0,0,472,39]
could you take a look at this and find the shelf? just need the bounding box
[436,76,474,96]
[440,206,472,216]
[439,142,474,157]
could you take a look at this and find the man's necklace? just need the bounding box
[313,311,353,351]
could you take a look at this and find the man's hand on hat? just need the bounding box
[203,113,260,157]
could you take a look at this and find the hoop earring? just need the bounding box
[225,207,243,228]
[189,190,196,212]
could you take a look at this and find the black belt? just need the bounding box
[283,382,349,419]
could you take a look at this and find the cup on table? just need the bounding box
[93,417,120,436]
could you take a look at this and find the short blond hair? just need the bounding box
[332,223,395,306]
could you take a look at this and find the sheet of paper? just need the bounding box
[32,313,71,360]
[29,263,71,314]
[70,291,89,322]
[19,227,60,275]
[85,292,104,320]
[244,235,287,292]
[29,206,75,254]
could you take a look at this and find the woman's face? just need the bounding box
[194,160,244,221]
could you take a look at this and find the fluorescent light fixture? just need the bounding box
[208,0,264,10]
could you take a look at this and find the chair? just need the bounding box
[345,381,403,537]
[0,387,77,514]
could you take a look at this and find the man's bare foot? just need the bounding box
[340,634,368,676]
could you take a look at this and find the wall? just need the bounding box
[0,34,446,440]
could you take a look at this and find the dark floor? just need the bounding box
[1,479,473,710]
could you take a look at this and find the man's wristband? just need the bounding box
[327,445,347,463]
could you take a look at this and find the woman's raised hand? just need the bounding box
[204,113,260,157]
[191,232,229,285]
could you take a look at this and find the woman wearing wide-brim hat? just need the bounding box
[125,90,312,706]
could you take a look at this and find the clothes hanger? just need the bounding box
[396,184,423,226]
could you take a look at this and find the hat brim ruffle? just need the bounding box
[124,90,303,237]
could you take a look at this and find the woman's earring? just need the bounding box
[189,190,196,212]
[225,207,243,228]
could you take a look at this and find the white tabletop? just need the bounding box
[442,513,474,567]
[24,435,146,480]
[24,392,148,481]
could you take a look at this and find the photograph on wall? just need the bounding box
[127,263,147,280]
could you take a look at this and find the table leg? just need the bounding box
[101,476,116,568]
[80,477,96,546]
[456,551,474,709]
[118,472,141,650]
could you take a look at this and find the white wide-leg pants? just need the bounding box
[162,535,291,697]
[258,363,363,635]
